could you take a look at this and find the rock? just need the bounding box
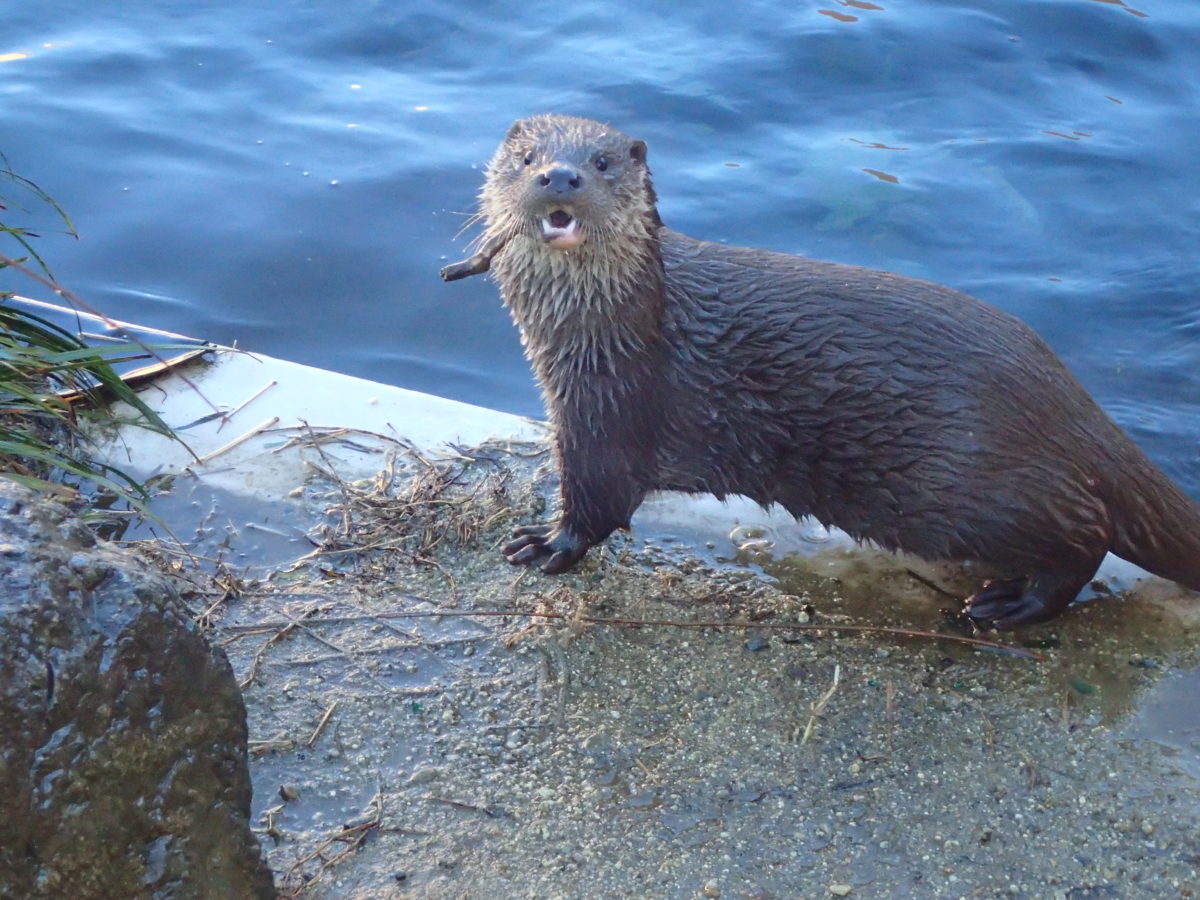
[0,483,275,899]
[744,634,770,652]
[407,764,443,786]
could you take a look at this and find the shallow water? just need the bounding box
[4,0,1200,489]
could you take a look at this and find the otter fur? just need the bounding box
[440,114,1200,628]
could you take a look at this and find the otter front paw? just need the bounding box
[503,523,589,574]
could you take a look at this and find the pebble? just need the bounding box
[407,765,442,786]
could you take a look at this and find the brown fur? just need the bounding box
[444,114,1200,628]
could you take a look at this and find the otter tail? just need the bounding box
[1108,449,1200,592]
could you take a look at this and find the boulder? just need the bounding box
[0,482,275,898]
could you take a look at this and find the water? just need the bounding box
[4,0,1200,488]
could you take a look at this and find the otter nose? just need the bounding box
[538,166,582,194]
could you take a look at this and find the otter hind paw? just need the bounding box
[502,524,588,574]
[964,573,1080,629]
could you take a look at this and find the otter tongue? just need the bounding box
[541,210,583,249]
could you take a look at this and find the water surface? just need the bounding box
[3,0,1199,488]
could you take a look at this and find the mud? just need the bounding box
[133,436,1200,899]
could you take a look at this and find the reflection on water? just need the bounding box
[2,0,1199,496]
[1125,670,1200,780]
[1089,0,1148,20]
[861,168,899,184]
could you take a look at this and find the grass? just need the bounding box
[1,154,183,511]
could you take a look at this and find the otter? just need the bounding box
[440,113,1200,628]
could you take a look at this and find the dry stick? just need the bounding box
[194,415,280,465]
[272,427,387,458]
[427,795,499,817]
[264,423,413,452]
[414,554,459,604]
[278,534,417,573]
[281,818,377,896]
[285,620,397,694]
[215,606,1047,661]
[886,680,896,753]
[217,378,278,432]
[236,602,406,694]
[977,704,997,747]
[240,622,298,689]
[195,585,236,625]
[307,700,339,748]
[299,418,355,538]
[801,663,841,744]
[249,739,297,757]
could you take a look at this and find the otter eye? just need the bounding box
[522,151,534,166]
[594,155,608,172]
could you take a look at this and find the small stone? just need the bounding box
[279,784,300,802]
[829,886,853,897]
[745,635,770,652]
[393,870,408,882]
[702,878,721,898]
[407,765,442,786]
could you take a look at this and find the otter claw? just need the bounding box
[511,524,554,539]
[504,534,546,563]
[502,523,588,573]
[964,576,1068,630]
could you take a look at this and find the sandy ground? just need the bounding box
[139,437,1200,900]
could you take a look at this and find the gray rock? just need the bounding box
[0,483,275,899]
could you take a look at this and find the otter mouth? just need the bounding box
[541,208,584,249]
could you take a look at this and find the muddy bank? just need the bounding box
[137,436,1199,899]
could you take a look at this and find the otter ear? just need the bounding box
[629,140,648,164]
[506,120,526,141]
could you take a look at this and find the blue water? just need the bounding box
[4,0,1200,488]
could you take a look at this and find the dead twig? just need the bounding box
[426,795,499,818]
[213,603,1047,661]
[239,622,298,689]
[218,379,278,431]
[194,416,280,466]
[801,663,841,744]
[278,785,384,898]
[307,700,339,748]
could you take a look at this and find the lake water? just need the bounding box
[3,0,1199,490]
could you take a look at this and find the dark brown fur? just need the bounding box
[443,114,1200,628]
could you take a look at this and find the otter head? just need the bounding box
[481,114,661,254]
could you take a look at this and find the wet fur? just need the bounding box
[465,114,1200,627]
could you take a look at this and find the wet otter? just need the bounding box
[440,113,1200,628]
